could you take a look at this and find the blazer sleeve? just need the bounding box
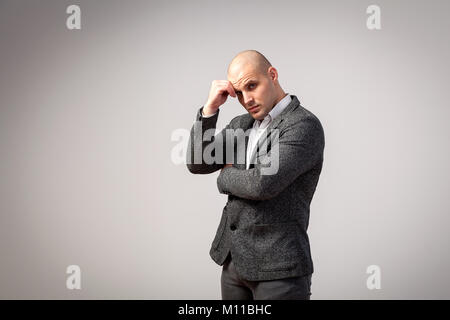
[216,115,324,200]
[186,106,232,174]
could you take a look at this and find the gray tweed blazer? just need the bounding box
[186,95,325,281]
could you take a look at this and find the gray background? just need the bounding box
[0,0,449,299]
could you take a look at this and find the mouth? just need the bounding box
[248,105,259,112]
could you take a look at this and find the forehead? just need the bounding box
[227,66,260,90]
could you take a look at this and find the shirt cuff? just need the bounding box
[201,109,218,118]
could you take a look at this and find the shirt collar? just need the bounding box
[268,93,291,121]
[255,93,291,127]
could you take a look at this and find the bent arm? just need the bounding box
[186,106,229,174]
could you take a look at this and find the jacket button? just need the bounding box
[230,225,237,231]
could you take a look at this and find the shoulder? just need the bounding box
[281,105,325,144]
[288,105,323,130]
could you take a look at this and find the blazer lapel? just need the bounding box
[247,95,300,168]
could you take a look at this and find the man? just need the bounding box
[186,50,325,300]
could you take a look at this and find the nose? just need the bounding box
[243,92,254,107]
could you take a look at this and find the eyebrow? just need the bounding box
[234,80,257,92]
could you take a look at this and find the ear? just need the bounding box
[268,66,278,81]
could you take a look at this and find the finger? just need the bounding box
[217,85,230,97]
[226,82,236,98]
[217,83,231,95]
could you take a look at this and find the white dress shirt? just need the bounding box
[245,94,291,169]
[201,93,292,169]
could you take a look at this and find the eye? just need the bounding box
[248,83,256,90]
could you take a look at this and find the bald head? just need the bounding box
[225,50,286,121]
[227,50,272,78]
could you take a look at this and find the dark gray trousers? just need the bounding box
[221,254,312,300]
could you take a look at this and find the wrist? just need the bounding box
[202,104,218,117]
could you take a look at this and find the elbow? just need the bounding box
[186,163,205,174]
[186,164,196,174]
[186,163,219,175]
[186,151,204,174]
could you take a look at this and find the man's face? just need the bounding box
[228,64,277,121]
